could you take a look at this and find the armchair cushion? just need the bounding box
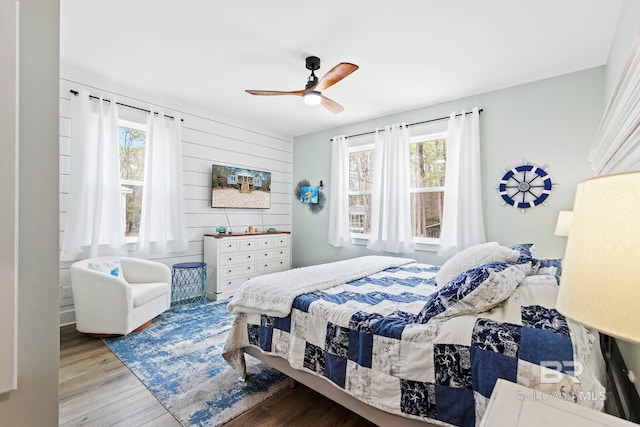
[130,282,171,307]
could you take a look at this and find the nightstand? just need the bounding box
[480,379,636,427]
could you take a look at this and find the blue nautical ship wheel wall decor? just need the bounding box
[498,164,553,211]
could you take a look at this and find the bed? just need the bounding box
[222,244,606,427]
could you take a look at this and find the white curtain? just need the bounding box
[589,33,640,176]
[136,112,189,254]
[328,135,352,247]
[367,123,415,253]
[438,108,485,257]
[61,90,126,261]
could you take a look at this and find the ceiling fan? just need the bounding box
[245,56,359,114]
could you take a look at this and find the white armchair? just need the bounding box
[70,256,172,335]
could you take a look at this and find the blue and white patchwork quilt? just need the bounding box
[223,258,604,427]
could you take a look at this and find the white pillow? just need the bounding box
[87,259,122,278]
[435,242,520,288]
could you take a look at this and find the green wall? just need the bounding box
[602,0,640,398]
[292,67,604,268]
[605,0,640,103]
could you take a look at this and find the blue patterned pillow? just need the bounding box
[510,243,540,273]
[87,259,122,278]
[537,258,562,275]
[530,258,562,284]
[417,260,531,323]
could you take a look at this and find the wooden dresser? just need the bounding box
[203,231,291,300]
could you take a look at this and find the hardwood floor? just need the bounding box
[59,325,179,427]
[60,325,377,426]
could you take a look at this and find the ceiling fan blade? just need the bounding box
[245,89,306,96]
[320,94,345,114]
[314,63,359,92]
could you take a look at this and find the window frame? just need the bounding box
[347,130,448,251]
[409,131,448,246]
[118,118,146,244]
[348,142,375,241]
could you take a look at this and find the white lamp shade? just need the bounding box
[556,173,640,344]
[554,210,573,236]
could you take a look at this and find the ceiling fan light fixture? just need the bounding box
[303,91,322,106]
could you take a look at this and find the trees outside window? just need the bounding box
[348,146,374,234]
[409,134,447,239]
[119,121,145,239]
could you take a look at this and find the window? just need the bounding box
[348,145,374,235]
[409,132,447,240]
[118,120,146,240]
[348,131,447,242]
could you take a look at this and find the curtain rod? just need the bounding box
[69,90,184,122]
[332,108,484,140]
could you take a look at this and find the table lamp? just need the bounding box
[556,173,640,423]
[556,173,640,344]
[554,210,573,237]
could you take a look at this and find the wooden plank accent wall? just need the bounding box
[58,78,293,325]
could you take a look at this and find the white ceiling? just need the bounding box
[60,0,624,137]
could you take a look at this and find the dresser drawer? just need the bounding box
[258,259,288,273]
[258,248,289,261]
[257,237,274,249]
[220,252,256,266]
[273,235,289,248]
[240,239,258,250]
[219,263,256,278]
[217,275,254,293]
[219,240,239,253]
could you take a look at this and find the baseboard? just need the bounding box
[59,309,76,327]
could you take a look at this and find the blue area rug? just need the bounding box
[103,301,288,426]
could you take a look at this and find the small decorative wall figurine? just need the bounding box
[295,179,326,214]
[498,162,556,213]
